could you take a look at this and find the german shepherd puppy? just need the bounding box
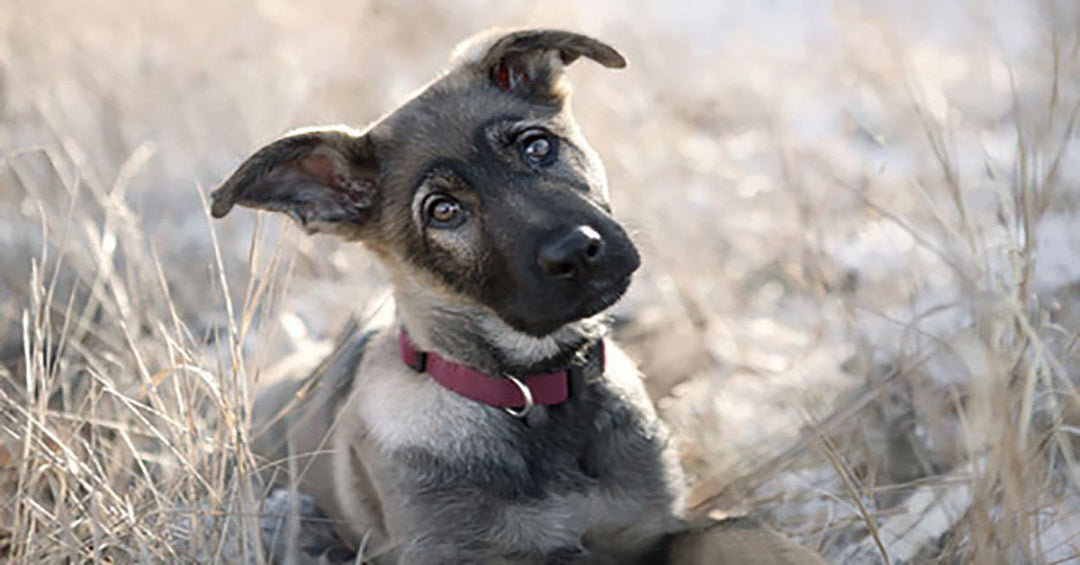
[212,28,822,565]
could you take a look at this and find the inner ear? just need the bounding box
[210,127,380,239]
[462,29,627,98]
[296,154,339,187]
[492,59,531,92]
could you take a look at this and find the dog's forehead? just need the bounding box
[374,78,564,164]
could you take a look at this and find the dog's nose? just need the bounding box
[538,225,605,279]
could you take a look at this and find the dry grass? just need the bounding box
[1,0,1079,562]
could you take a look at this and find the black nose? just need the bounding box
[538,226,605,279]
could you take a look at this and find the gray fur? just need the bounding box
[216,28,823,565]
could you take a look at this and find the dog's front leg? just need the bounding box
[385,502,512,564]
[394,541,470,565]
[395,542,615,565]
[383,446,593,564]
[542,546,617,565]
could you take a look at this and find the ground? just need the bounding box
[1,1,1079,562]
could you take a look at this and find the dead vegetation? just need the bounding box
[1,0,1079,562]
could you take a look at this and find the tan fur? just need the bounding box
[257,320,678,560]
[253,311,825,564]
[222,27,823,564]
[666,519,828,565]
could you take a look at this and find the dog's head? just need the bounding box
[211,29,637,337]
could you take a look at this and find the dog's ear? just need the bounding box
[210,127,379,239]
[456,28,626,101]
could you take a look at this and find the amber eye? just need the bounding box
[424,194,464,228]
[518,130,558,166]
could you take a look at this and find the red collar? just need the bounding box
[398,329,604,413]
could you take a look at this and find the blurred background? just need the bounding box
[2,0,1079,562]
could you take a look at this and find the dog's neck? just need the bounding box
[389,272,606,375]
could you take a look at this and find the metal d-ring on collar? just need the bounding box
[502,373,535,419]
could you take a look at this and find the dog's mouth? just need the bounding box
[578,274,633,318]
[504,273,634,337]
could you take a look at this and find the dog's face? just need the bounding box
[211,29,637,337]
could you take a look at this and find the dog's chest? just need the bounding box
[344,336,679,551]
[383,381,674,551]
[357,360,666,495]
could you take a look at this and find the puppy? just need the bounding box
[213,28,822,565]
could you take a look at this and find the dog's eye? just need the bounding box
[423,194,465,228]
[517,130,558,166]
[525,137,551,159]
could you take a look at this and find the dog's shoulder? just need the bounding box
[251,320,374,459]
[597,341,656,416]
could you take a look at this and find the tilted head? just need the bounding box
[211,29,637,339]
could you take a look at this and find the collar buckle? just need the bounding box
[501,373,535,419]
